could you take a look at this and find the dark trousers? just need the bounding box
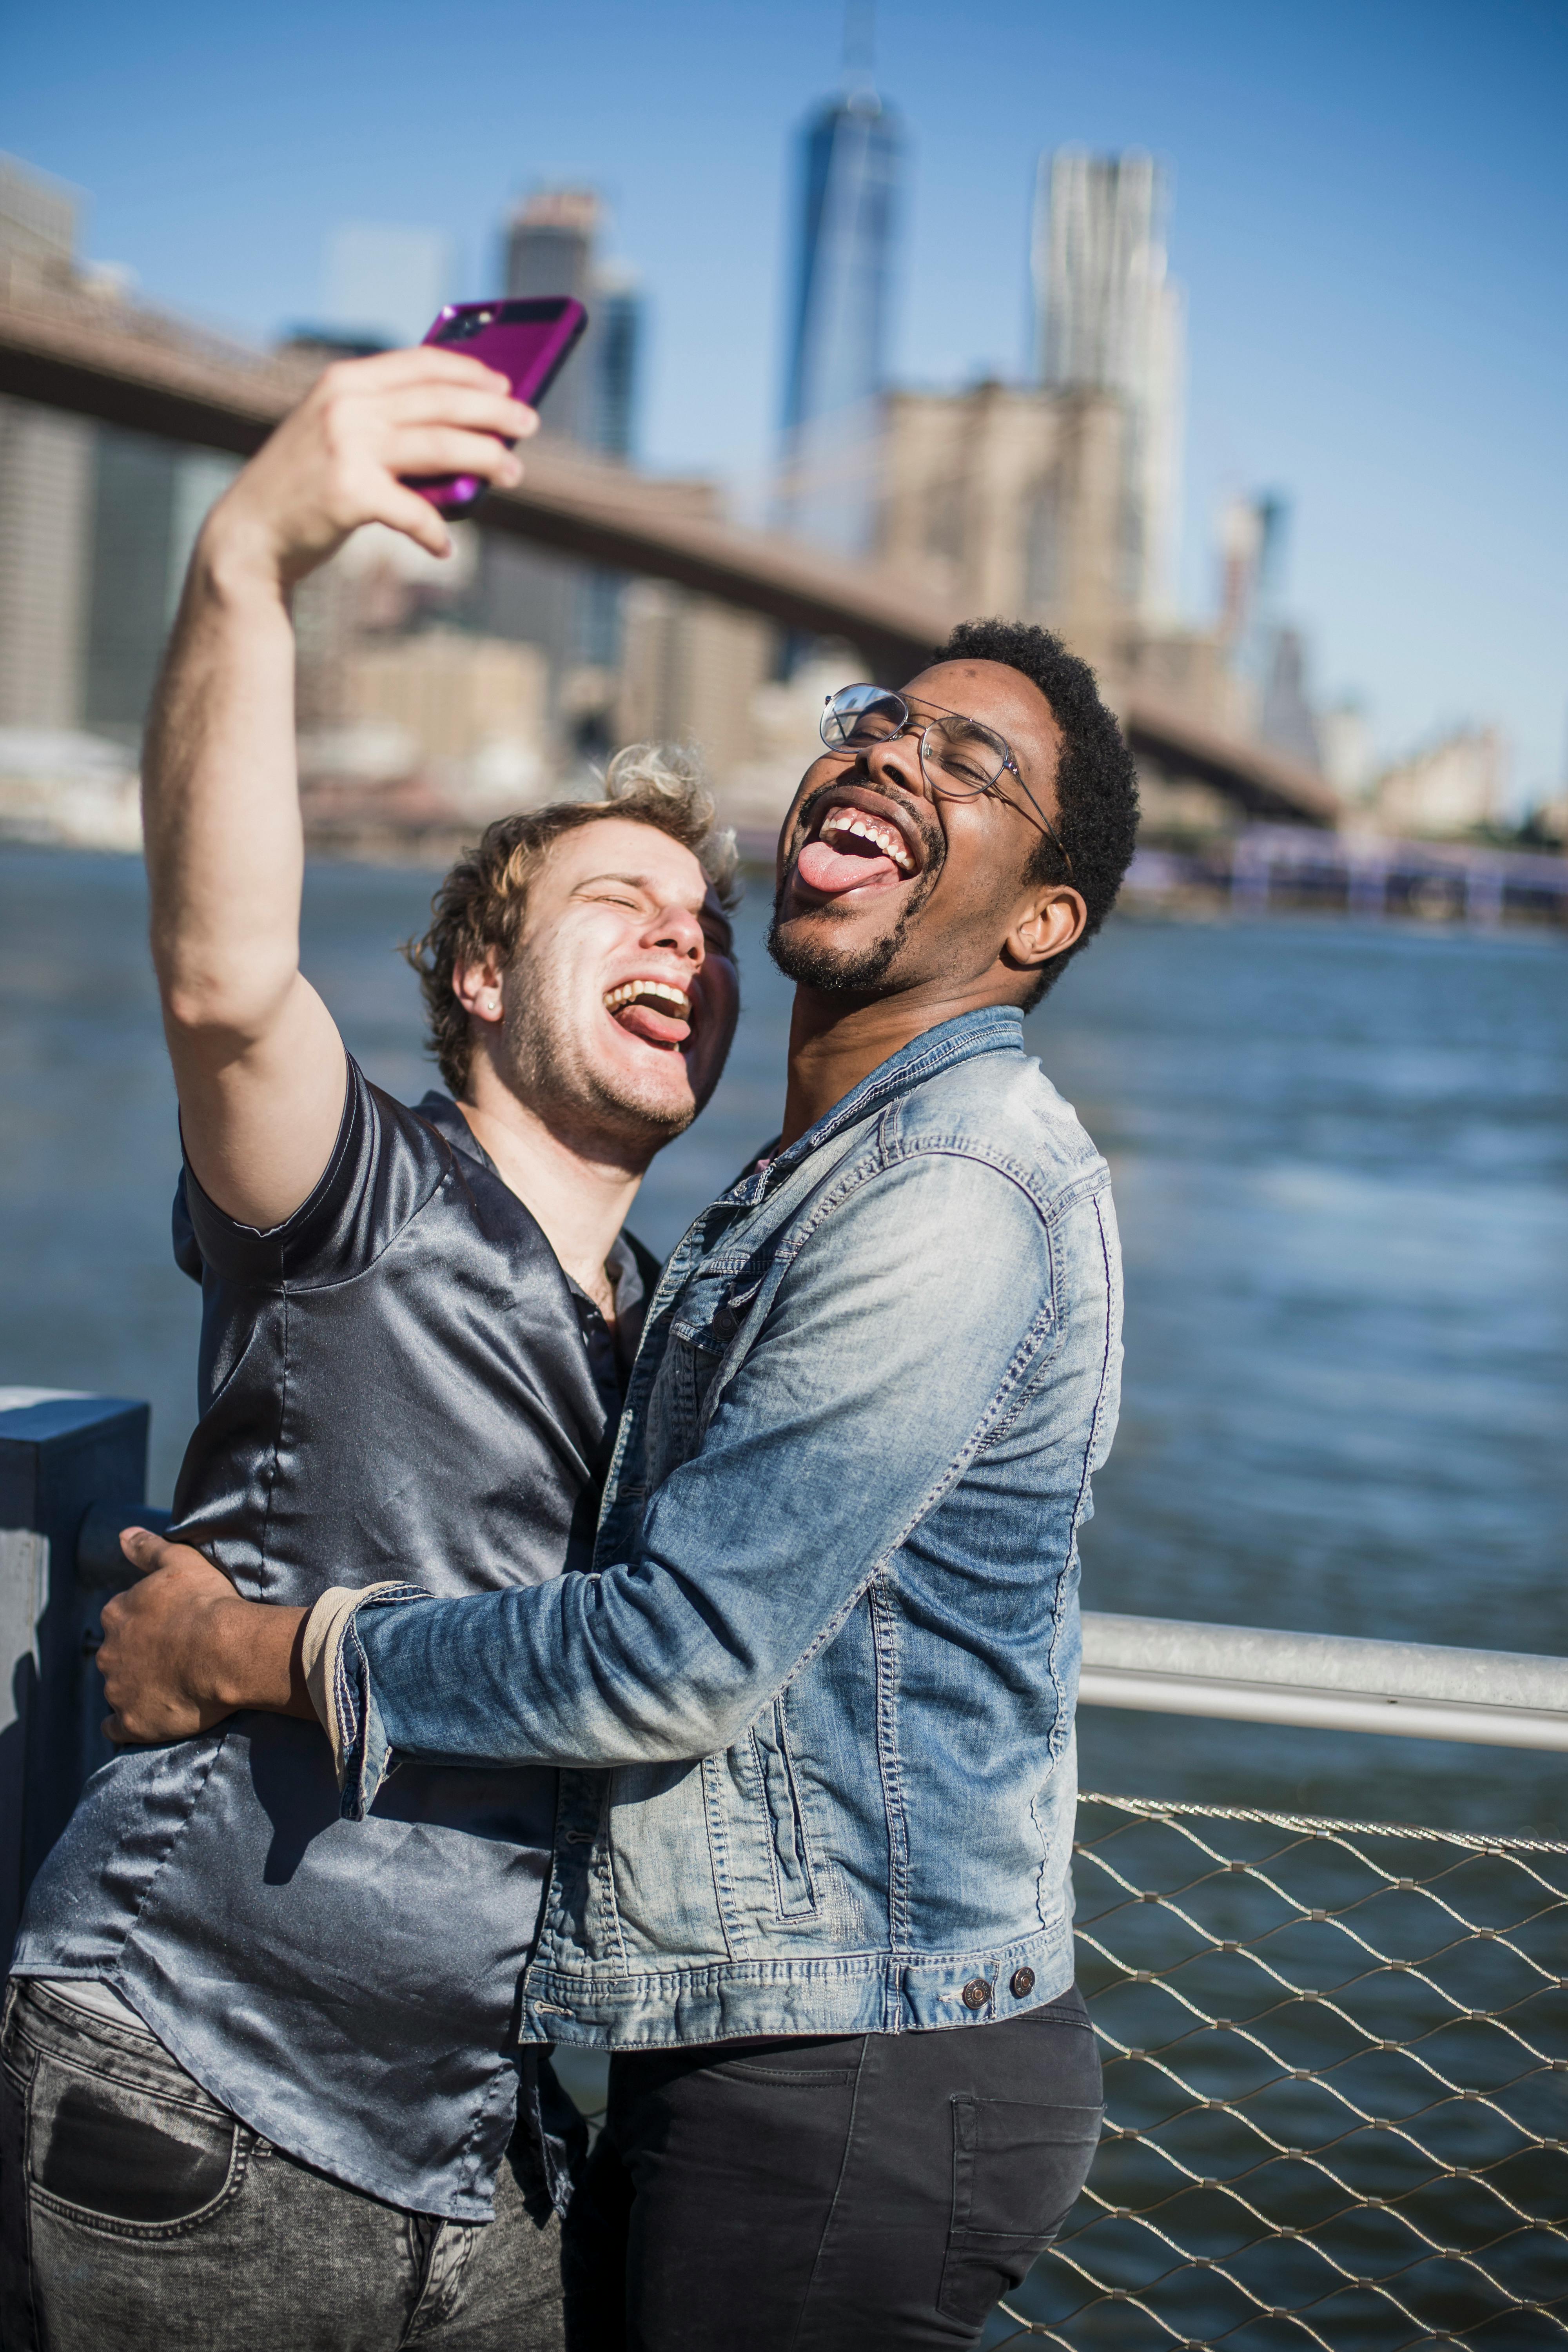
[561,1988,1103,2352]
[1,1980,565,2352]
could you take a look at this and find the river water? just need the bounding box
[2,846,1564,1836]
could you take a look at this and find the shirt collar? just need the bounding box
[727,1007,1024,1205]
[420,1090,646,1327]
[414,1090,491,1170]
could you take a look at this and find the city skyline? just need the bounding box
[2,0,1564,800]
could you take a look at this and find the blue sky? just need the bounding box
[4,0,1564,800]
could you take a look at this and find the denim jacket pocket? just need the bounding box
[751,1697,818,1919]
[643,1313,715,1466]
[665,1260,768,1453]
[657,1323,726,1457]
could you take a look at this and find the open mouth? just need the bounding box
[603,976,693,1050]
[795,789,926,899]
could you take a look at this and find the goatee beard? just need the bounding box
[766,857,939,995]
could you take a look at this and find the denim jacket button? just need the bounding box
[1010,1967,1035,1999]
[962,1978,993,2011]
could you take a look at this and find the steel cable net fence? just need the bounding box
[990,1795,1568,2351]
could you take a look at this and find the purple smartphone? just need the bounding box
[408,296,589,515]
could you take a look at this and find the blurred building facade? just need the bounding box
[1032,149,1184,623]
[0,152,78,287]
[777,91,902,554]
[616,583,774,817]
[83,438,240,745]
[292,518,557,840]
[0,157,238,756]
[873,383,1127,666]
[0,157,91,732]
[0,398,93,731]
[1215,490,1322,769]
[1363,727,1506,839]
[610,472,774,831]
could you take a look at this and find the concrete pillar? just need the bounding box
[0,1390,149,1959]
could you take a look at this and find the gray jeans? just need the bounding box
[0,1980,565,2352]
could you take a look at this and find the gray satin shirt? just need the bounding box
[14,1059,652,2219]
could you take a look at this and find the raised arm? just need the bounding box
[145,347,535,1226]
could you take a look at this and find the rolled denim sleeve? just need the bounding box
[300,1580,424,1810]
[345,1152,1063,1804]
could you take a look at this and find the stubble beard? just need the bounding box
[766,855,942,996]
[496,936,698,1168]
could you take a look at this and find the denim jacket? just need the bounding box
[327,1008,1122,2049]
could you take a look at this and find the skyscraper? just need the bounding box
[502,189,641,462]
[584,261,641,462]
[1218,490,1322,769]
[487,189,644,685]
[0,399,93,731]
[1032,149,1183,620]
[778,93,902,552]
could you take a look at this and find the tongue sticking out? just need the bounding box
[797,838,902,895]
[612,1000,690,1047]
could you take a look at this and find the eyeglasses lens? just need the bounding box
[821,690,1010,802]
[921,715,1009,798]
[822,686,907,751]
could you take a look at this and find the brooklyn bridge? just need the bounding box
[0,275,1338,830]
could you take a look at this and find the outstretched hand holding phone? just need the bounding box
[140,344,539,1257]
[411,295,587,513]
[213,343,539,579]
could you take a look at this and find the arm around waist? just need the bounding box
[327,1149,1088,1808]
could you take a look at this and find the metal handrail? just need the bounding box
[1081,1608,1568,1749]
[66,1520,1568,1748]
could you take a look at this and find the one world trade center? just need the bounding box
[777,79,902,557]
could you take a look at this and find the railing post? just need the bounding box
[0,1390,150,1960]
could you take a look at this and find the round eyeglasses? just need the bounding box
[819,684,1073,876]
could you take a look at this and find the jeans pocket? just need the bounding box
[27,2050,245,2237]
[708,2060,854,2086]
[708,2034,859,2088]
[936,2096,1103,2329]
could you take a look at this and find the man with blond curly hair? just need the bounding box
[3,350,740,2352]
